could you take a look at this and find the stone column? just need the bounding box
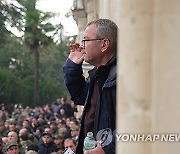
[152,0,180,153]
[117,0,153,153]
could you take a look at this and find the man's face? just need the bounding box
[7,145,19,154]
[42,135,52,144]
[22,121,29,128]
[55,138,63,145]
[82,24,103,66]
[8,132,18,142]
[71,130,79,137]
[64,140,76,152]
[9,124,16,131]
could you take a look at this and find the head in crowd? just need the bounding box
[55,145,64,154]
[58,128,67,139]
[63,138,76,153]
[42,132,53,145]
[8,131,18,142]
[2,137,8,147]
[5,141,20,154]
[18,128,29,141]
[27,143,39,153]
[70,125,79,139]
[54,134,63,147]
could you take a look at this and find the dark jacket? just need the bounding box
[63,57,116,154]
[38,141,56,154]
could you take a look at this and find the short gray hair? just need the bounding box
[87,19,118,51]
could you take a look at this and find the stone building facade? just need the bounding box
[72,0,180,153]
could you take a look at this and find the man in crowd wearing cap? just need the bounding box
[38,132,56,154]
[5,141,20,154]
[54,135,63,149]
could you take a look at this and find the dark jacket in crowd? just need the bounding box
[63,57,116,154]
[38,141,56,154]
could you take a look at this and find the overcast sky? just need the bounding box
[36,0,78,36]
[6,0,78,37]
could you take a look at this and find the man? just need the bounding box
[63,138,76,153]
[7,132,18,142]
[18,128,32,153]
[38,132,56,154]
[0,122,8,138]
[70,125,79,142]
[49,121,58,137]
[63,19,117,154]
[5,141,20,154]
[54,135,63,149]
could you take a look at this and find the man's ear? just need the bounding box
[101,39,110,52]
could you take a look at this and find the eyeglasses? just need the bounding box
[81,38,103,48]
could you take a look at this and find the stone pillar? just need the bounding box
[116,0,180,153]
[117,0,153,153]
[152,0,180,153]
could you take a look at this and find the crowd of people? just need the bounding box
[0,97,80,154]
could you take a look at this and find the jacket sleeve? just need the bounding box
[63,58,88,106]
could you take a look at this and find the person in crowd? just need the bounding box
[44,126,51,134]
[8,121,18,133]
[30,117,39,133]
[55,145,64,154]
[63,138,76,153]
[57,120,66,129]
[57,128,68,140]
[25,150,37,154]
[43,105,54,121]
[18,128,32,153]
[57,109,67,121]
[5,141,20,154]
[26,144,39,154]
[49,122,58,137]
[63,18,117,154]
[7,132,18,142]
[2,137,8,148]
[0,122,7,138]
[34,127,43,140]
[70,126,79,142]
[38,132,56,154]
[22,120,31,133]
[54,135,63,149]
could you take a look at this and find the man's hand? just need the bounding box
[69,43,85,64]
[84,142,105,154]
